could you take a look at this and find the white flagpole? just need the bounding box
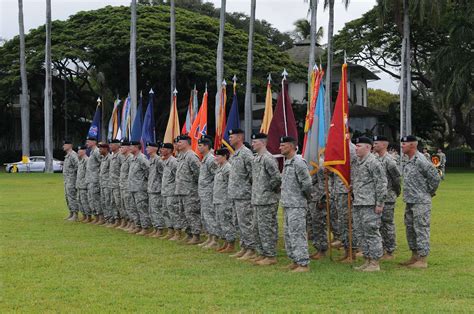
[282,69,288,136]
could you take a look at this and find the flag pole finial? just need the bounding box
[173,88,178,95]
[97,97,102,104]
[149,88,154,94]
[344,50,347,64]
[222,79,227,86]
[205,82,208,92]
[193,84,197,91]
[313,64,318,70]
[282,69,288,80]
[232,75,237,83]
[267,73,272,83]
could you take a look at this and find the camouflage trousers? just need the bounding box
[148,193,165,229]
[87,183,102,215]
[164,196,179,229]
[100,187,113,222]
[334,193,358,250]
[353,205,383,260]
[283,206,310,266]
[233,199,256,250]
[215,203,236,242]
[120,189,133,221]
[131,191,150,228]
[404,203,431,257]
[200,192,216,235]
[381,202,396,254]
[330,197,341,240]
[110,188,123,220]
[178,193,201,235]
[253,204,279,257]
[77,188,90,216]
[308,201,328,252]
[64,184,78,213]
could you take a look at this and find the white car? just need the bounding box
[4,156,63,173]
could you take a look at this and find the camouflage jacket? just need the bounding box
[128,152,149,192]
[175,150,200,196]
[148,154,164,194]
[161,155,178,197]
[213,162,231,204]
[228,145,253,200]
[251,150,281,205]
[377,152,401,203]
[119,154,131,190]
[63,150,79,187]
[310,167,325,203]
[403,151,440,204]
[109,152,123,189]
[281,155,312,208]
[86,147,101,185]
[352,153,387,207]
[75,156,88,190]
[99,153,110,188]
[198,152,217,197]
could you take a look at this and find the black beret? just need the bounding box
[400,135,418,142]
[198,138,212,146]
[129,140,141,146]
[86,136,97,141]
[251,133,267,140]
[98,142,109,148]
[201,135,213,141]
[228,128,244,135]
[161,143,174,150]
[280,136,296,143]
[215,148,230,156]
[109,139,121,144]
[174,136,180,143]
[146,141,159,147]
[373,135,389,142]
[77,145,87,150]
[178,135,191,141]
[63,139,72,145]
[120,139,130,146]
[355,136,373,145]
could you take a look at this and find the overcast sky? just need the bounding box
[0,0,398,92]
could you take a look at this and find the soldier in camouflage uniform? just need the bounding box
[400,135,440,269]
[146,142,165,238]
[279,136,312,272]
[161,143,179,240]
[197,137,218,249]
[108,139,124,228]
[76,145,91,222]
[227,128,256,260]
[373,136,401,260]
[62,140,79,221]
[437,148,446,180]
[128,141,150,235]
[250,133,281,266]
[351,137,388,272]
[99,142,112,226]
[308,165,328,260]
[119,140,135,231]
[213,148,236,253]
[85,137,103,224]
[174,135,202,244]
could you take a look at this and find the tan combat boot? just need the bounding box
[198,235,211,247]
[238,249,257,261]
[128,226,141,234]
[97,215,106,225]
[85,215,93,223]
[64,212,73,220]
[180,233,193,243]
[187,235,201,245]
[407,256,428,269]
[169,230,182,241]
[152,229,164,238]
[310,251,326,260]
[136,228,151,236]
[362,260,380,272]
[284,262,298,270]
[339,250,357,263]
[256,257,277,266]
[79,214,86,222]
[381,252,395,260]
[165,229,175,239]
[354,258,371,271]
[399,251,418,266]
[68,212,78,222]
[230,248,247,258]
[291,265,310,273]
[205,235,220,250]
[147,229,157,237]
[220,242,235,253]
[91,215,100,224]
[216,241,228,252]
[331,240,343,249]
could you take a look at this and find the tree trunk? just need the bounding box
[244,0,256,142]
[308,0,318,111]
[44,0,53,173]
[324,0,334,133]
[18,0,30,157]
[400,0,412,136]
[215,0,226,128]
[130,0,138,124]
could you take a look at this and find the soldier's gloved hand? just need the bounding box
[375,205,384,214]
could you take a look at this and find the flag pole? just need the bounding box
[324,171,333,261]
[281,69,288,136]
[347,190,353,263]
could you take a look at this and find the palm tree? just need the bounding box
[170,0,176,101]
[293,19,323,42]
[44,0,53,173]
[215,0,226,129]
[130,0,138,123]
[244,0,256,141]
[18,0,30,158]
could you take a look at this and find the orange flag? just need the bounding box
[260,79,273,134]
[189,89,208,155]
[164,92,180,144]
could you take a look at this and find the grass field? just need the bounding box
[1,170,473,312]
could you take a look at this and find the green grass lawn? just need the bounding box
[1,170,473,312]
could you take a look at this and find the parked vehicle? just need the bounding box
[4,156,63,173]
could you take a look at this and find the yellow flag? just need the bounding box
[164,94,180,143]
[260,82,274,134]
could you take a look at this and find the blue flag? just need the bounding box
[87,104,101,141]
[222,91,240,152]
[131,94,143,141]
[141,90,156,146]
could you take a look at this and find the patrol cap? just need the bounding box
[251,133,267,140]
[109,139,121,144]
[120,139,130,146]
[98,142,109,148]
[63,139,72,145]
[86,136,98,141]
[198,137,212,147]
[77,145,87,150]
[129,140,141,146]
[146,141,159,147]
[280,136,296,144]
[373,135,389,142]
[161,143,174,150]
[215,147,230,156]
[400,135,418,142]
[355,136,373,145]
[228,128,244,135]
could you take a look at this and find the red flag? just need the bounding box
[324,64,350,187]
[267,80,298,155]
[189,90,208,156]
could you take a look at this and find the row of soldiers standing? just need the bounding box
[62,131,440,272]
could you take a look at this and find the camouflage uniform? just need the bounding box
[403,151,440,257]
[119,154,133,221]
[109,152,123,221]
[63,150,79,214]
[308,167,328,252]
[251,150,281,257]
[128,152,150,228]
[86,147,102,215]
[99,153,112,222]
[438,152,446,179]
[281,155,312,266]
[198,152,217,235]
[162,155,179,229]
[352,153,387,261]
[213,162,236,242]
[76,156,90,216]
[148,154,165,229]
[228,145,255,250]
[175,150,201,235]
[377,153,401,254]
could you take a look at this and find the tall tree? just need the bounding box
[244,0,256,141]
[170,0,176,101]
[18,0,30,157]
[130,0,138,124]
[215,0,226,130]
[44,0,53,172]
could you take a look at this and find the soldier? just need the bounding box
[308,165,328,260]
[128,141,151,235]
[175,135,202,244]
[161,143,180,240]
[119,140,135,231]
[85,137,103,224]
[76,145,91,222]
[62,140,79,221]
[197,136,218,249]
[422,148,431,161]
[250,133,281,266]
[400,135,440,269]
[373,136,401,260]
[107,139,124,228]
[146,142,165,238]
[227,128,255,260]
[351,137,388,272]
[213,147,236,253]
[437,148,446,180]
[99,142,112,226]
